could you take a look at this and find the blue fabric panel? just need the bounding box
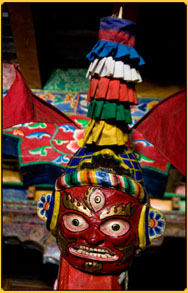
[100,16,136,35]
[3,134,19,157]
[20,164,64,187]
[142,168,169,198]
[86,40,145,65]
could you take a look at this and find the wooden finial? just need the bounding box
[118,6,123,19]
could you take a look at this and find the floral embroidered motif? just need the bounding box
[37,194,51,222]
[148,209,165,239]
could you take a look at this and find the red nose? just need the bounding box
[83,227,104,247]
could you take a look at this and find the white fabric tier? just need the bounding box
[86,56,142,83]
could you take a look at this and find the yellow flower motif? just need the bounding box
[77,138,84,147]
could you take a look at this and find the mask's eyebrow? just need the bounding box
[63,192,92,218]
[99,202,137,220]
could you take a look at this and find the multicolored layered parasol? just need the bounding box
[83,12,144,147]
[56,10,148,202]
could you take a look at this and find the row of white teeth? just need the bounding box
[77,246,110,254]
[75,246,116,259]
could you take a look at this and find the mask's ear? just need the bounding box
[138,205,166,249]
[37,191,61,235]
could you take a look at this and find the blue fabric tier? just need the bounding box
[86,40,145,66]
[99,16,136,36]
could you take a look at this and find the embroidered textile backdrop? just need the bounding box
[3,63,184,197]
[2,63,185,265]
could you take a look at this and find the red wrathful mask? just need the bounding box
[56,186,143,274]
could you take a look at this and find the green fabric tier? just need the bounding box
[87,99,132,124]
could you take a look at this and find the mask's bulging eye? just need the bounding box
[72,219,79,226]
[112,224,120,231]
[63,213,89,232]
[100,219,130,237]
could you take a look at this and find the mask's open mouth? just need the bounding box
[69,245,119,262]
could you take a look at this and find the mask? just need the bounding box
[56,186,143,274]
[37,147,166,275]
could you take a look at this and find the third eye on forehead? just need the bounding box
[94,195,101,204]
[63,188,137,220]
[88,188,106,213]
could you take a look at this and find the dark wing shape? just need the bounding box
[3,65,80,129]
[131,89,185,175]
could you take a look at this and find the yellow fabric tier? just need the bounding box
[83,119,129,146]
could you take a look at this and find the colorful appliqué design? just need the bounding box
[37,194,52,222]
[148,208,165,240]
[59,124,76,132]
[66,129,84,153]
[131,129,170,173]
[27,123,47,129]
[52,154,70,164]
[29,146,52,156]
[26,132,52,139]
[13,129,24,137]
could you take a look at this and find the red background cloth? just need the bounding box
[132,89,186,175]
[3,66,78,129]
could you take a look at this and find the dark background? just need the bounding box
[2,236,187,290]
[34,2,187,85]
[2,2,186,86]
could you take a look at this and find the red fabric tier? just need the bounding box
[98,29,135,47]
[87,76,137,104]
